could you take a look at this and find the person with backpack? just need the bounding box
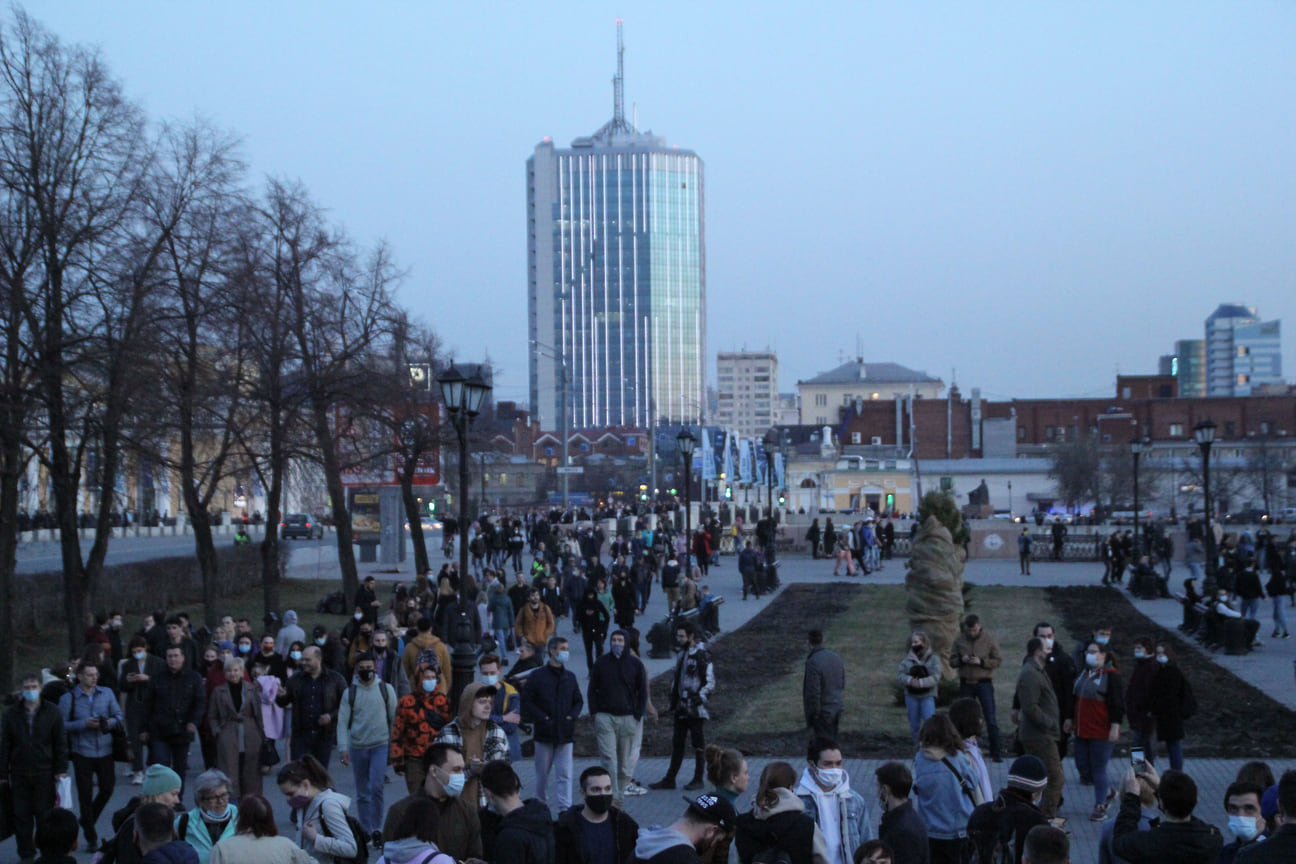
[375,796,456,864]
[966,756,1050,864]
[176,769,239,864]
[735,760,827,864]
[277,756,360,864]
[337,651,398,839]
[435,681,509,808]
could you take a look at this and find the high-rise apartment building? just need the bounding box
[527,25,705,431]
[1174,339,1206,397]
[1205,304,1282,396]
[716,351,778,438]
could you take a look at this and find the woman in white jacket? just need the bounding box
[276,756,357,864]
[897,631,942,745]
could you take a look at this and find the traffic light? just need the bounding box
[427,500,436,514]
[639,483,648,501]
[778,492,786,506]
[724,486,732,500]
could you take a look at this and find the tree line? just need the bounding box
[0,11,457,689]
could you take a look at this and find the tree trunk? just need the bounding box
[0,456,20,691]
[311,401,358,602]
[261,436,285,616]
[400,471,429,574]
[188,502,219,629]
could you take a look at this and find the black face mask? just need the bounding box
[358,669,375,683]
[586,794,613,815]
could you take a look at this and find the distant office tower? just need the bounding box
[1205,304,1282,396]
[716,351,778,438]
[1174,339,1206,397]
[527,24,705,430]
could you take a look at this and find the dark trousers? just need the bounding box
[291,732,334,768]
[149,733,193,793]
[929,837,972,864]
[582,628,606,672]
[70,752,115,838]
[664,716,705,782]
[808,711,841,741]
[10,771,56,860]
[637,580,652,612]
[959,680,1001,758]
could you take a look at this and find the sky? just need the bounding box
[30,2,1296,406]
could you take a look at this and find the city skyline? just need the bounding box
[32,3,1296,406]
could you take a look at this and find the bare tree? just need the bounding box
[1048,433,1101,513]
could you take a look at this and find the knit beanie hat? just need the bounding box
[141,764,183,797]
[1006,755,1048,792]
[416,649,441,675]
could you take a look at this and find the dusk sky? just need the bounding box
[34,2,1296,406]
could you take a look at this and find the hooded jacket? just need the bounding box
[588,642,649,718]
[522,661,584,744]
[496,798,557,864]
[632,825,699,864]
[401,631,452,696]
[1111,792,1223,864]
[301,790,357,864]
[376,837,453,864]
[276,611,306,657]
[436,681,509,807]
[796,767,872,864]
[735,787,828,864]
[555,803,640,864]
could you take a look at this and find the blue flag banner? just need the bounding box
[701,429,716,481]
[739,439,753,484]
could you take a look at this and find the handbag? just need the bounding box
[259,738,281,768]
[111,726,134,764]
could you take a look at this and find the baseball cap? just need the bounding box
[683,793,737,831]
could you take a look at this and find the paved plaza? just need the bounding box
[5,549,1292,863]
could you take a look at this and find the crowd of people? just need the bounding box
[3,508,1296,864]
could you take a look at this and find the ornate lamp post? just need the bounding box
[1194,419,1216,590]
[677,427,696,571]
[1130,438,1144,556]
[438,363,491,711]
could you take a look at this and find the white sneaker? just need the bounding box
[624,783,648,796]
[130,772,144,785]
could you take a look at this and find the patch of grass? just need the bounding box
[17,579,354,675]
[720,585,1054,746]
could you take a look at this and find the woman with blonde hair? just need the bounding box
[897,631,942,744]
[208,656,266,797]
[735,761,828,864]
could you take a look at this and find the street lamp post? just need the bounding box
[763,429,778,522]
[438,363,491,712]
[678,428,696,573]
[1194,420,1216,591]
[1130,438,1144,556]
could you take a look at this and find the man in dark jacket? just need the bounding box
[967,756,1050,864]
[588,630,649,807]
[1112,765,1222,864]
[633,793,736,864]
[482,760,555,864]
[1013,638,1063,817]
[145,646,205,791]
[522,635,584,810]
[803,630,845,740]
[650,623,714,792]
[737,542,760,600]
[275,644,347,765]
[556,766,640,864]
[382,742,482,861]
[1237,770,1296,863]
[875,761,929,864]
[1,673,70,862]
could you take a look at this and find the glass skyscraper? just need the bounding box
[527,32,704,431]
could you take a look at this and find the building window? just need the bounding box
[816,416,827,425]
[1044,426,1056,441]
[1236,373,1250,384]
[851,432,861,444]
[1122,387,1131,399]
[1224,422,1236,437]
[1237,346,1250,357]
[1018,426,1026,441]
[814,394,827,407]
[1168,423,1184,437]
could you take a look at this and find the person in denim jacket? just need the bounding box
[59,659,125,849]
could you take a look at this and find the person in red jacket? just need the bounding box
[1073,641,1125,822]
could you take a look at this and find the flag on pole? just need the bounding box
[722,431,734,483]
[701,428,716,481]
[739,439,753,484]
[775,452,785,489]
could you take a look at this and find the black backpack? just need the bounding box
[319,795,368,864]
[318,590,346,615]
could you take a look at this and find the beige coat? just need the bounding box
[207,681,266,797]
[209,833,316,864]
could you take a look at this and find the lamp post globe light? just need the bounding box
[1194,419,1216,589]
[677,427,696,572]
[1130,437,1144,556]
[438,363,491,711]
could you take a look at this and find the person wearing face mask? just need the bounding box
[966,756,1050,864]
[522,636,584,810]
[796,738,873,864]
[274,645,346,767]
[311,626,347,674]
[589,630,649,807]
[872,762,925,864]
[1217,781,1265,864]
[253,635,288,683]
[1073,642,1125,822]
[285,642,306,676]
[390,651,452,794]
[1146,643,1190,773]
[275,756,358,864]
[556,766,641,864]
[1111,765,1221,864]
[176,769,239,864]
[345,624,376,676]
[897,632,940,746]
[336,652,397,838]
[1125,637,1159,768]
[480,760,556,864]
[1,672,70,863]
[479,653,522,761]
[120,635,168,785]
[382,742,482,861]
[633,791,737,864]
[1235,770,1296,863]
[400,616,453,698]
[436,682,509,808]
[736,760,828,864]
[1013,638,1064,818]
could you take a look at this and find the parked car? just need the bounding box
[1223,508,1270,525]
[281,513,324,539]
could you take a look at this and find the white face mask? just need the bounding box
[815,766,844,787]
[1086,652,1102,668]
[1040,637,1054,652]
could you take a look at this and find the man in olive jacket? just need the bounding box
[1013,638,1062,816]
[951,614,1004,761]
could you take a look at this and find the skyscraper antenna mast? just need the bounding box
[612,20,631,132]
